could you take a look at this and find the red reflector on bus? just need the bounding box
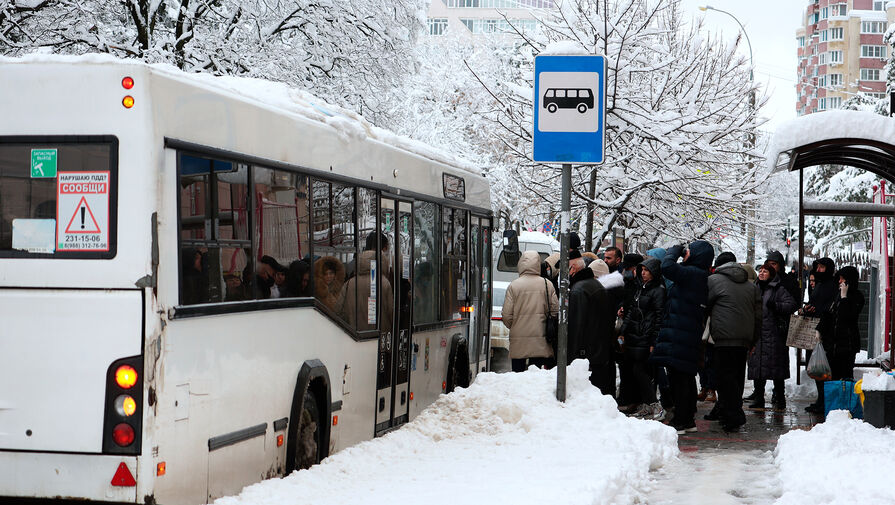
[112,423,135,447]
[332,415,338,426]
[442,381,446,391]
[157,462,166,476]
[115,366,138,389]
[277,434,284,447]
[111,462,136,487]
[122,76,134,89]
[409,392,414,401]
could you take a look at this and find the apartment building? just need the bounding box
[796,0,894,115]
[426,0,552,37]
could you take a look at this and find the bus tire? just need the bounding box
[286,360,331,474]
[577,103,588,113]
[445,335,471,393]
[547,103,558,113]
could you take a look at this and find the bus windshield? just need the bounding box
[0,140,116,258]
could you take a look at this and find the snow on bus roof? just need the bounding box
[766,110,895,172]
[0,53,483,176]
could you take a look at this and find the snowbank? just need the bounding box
[775,410,895,505]
[215,360,678,505]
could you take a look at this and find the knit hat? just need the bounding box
[714,251,737,268]
[589,258,610,277]
[569,248,582,260]
[622,253,644,269]
[766,251,785,266]
[569,233,581,250]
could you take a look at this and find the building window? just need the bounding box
[874,1,885,11]
[830,27,843,40]
[821,7,828,19]
[821,29,829,42]
[829,74,842,87]
[818,75,827,87]
[862,45,887,58]
[861,68,882,81]
[819,52,827,65]
[862,21,887,34]
[445,0,554,7]
[829,50,842,63]
[460,17,538,34]
[830,3,847,16]
[828,96,842,109]
[428,18,448,35]
[798,36,806,47]
[868,92,887,99]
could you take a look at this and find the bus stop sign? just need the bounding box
[533,55,606,164]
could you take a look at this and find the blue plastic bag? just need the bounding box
[824,380,863,419]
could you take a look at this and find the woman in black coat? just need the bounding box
[619,258,665,415]
[748,263,798,409]
[817,266,864,383]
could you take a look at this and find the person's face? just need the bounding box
[683,248,691,262]
[758,268,771,281]
[324,268,336,285]
[817,264,827,273]
[839,276,846,286]
[257,263,274,280]
[768,260,782,274]
[301,272,310,290]
[274,271,286,286]
[809,275,816,288]
[604,251,620,267]
[569,260,582,276]
[192,252,202,272]
[641,268,653,283]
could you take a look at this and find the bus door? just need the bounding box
[375,198,413,434]
[470,216,492,373]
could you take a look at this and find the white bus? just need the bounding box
[0,57,493,504]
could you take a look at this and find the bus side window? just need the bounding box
[413,201,439,325]
[312,181,356,325]
[253,167,311,299]
[178,155,250,305]
[353,188,379,332]
[441,207,467,321]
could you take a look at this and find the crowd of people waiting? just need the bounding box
[500,237,864,435]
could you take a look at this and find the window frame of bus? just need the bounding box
[440,205,469,323]
[0,135,119,259]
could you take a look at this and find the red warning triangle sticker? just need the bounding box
[64,196,101,234]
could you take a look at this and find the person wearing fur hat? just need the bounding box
[314,256,345,312]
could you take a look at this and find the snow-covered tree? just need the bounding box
[0,0,426,124]
[470,0,767,251]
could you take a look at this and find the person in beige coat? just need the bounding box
[502,250,559,372]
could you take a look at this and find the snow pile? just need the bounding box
[540,41,590,55]
[215,360,678,505]
[775,410,895,505]
[862,370,895,391]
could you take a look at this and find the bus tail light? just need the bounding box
[121,76,134,89]
[103,356,143,455]
[122,96,135,108]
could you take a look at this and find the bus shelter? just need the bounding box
[768,110,895,371]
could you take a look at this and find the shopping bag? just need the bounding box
[786,314,820,349]
[807,341,832,380]
[824,380,864,419]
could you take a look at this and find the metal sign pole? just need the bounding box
[556,163,571,402]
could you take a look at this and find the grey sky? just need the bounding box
[678,0,807,133]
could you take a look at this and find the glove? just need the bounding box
[839,282,848,298]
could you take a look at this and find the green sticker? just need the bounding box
[31,149,57,178]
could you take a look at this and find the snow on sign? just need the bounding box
[533,55,606,164]
[56,172,110,251]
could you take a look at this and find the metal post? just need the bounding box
[797,166,805,385]
[556,163,572,402]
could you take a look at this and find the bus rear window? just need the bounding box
[0,139,117,258]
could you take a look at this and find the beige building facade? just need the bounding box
[425,0,551,37]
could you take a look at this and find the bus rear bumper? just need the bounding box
[0,452,137,502]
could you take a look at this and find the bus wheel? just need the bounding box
[446,336,471,393]
[577,103,588,113]
[547,103,557,113]
[295,390,320,470]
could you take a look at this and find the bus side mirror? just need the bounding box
[502,230,520,267]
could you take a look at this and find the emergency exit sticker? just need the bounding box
[56,171,110,251]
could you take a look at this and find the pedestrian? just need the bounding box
[502,250,559,372]
[816,265,865,413]
[766,251,801,303]
[800,257,838,413]
[703,253,762,431]
[568,251,616,395]
[618,257,665,418]
[649,241,714,434]
[590,258,627,405]
[603,246,623,273]
[747,263,799,410]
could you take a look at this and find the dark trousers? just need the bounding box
[714,346,747,425]
[511,357,555,372]
[589,361,617,398]
[668,366,697,426]
[698,343,716,390]
[622,347,656,405]
[753,378,785,397]
[655,366,673,408]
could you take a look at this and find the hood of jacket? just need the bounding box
[685,240,714,270]
[816,257,836,282]
[597,270,624,291]
[517,250,541,276]
[646,247,666,261]
[315,255,346,281]
[355,250,376,275]
[714,261,748,283]
[767,250,785,266]
[638,257,662,278]
[837,265,860,287]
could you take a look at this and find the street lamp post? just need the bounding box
[700,5,757,264]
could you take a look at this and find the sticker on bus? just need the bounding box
[56,171,110,251]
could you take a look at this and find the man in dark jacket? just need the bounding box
[704,252,762,430]
[568,252,615,396]
[649,241,714,434]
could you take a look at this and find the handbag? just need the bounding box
[543,279,559,350]
[824,380,863,419]
[786,314,820,349]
